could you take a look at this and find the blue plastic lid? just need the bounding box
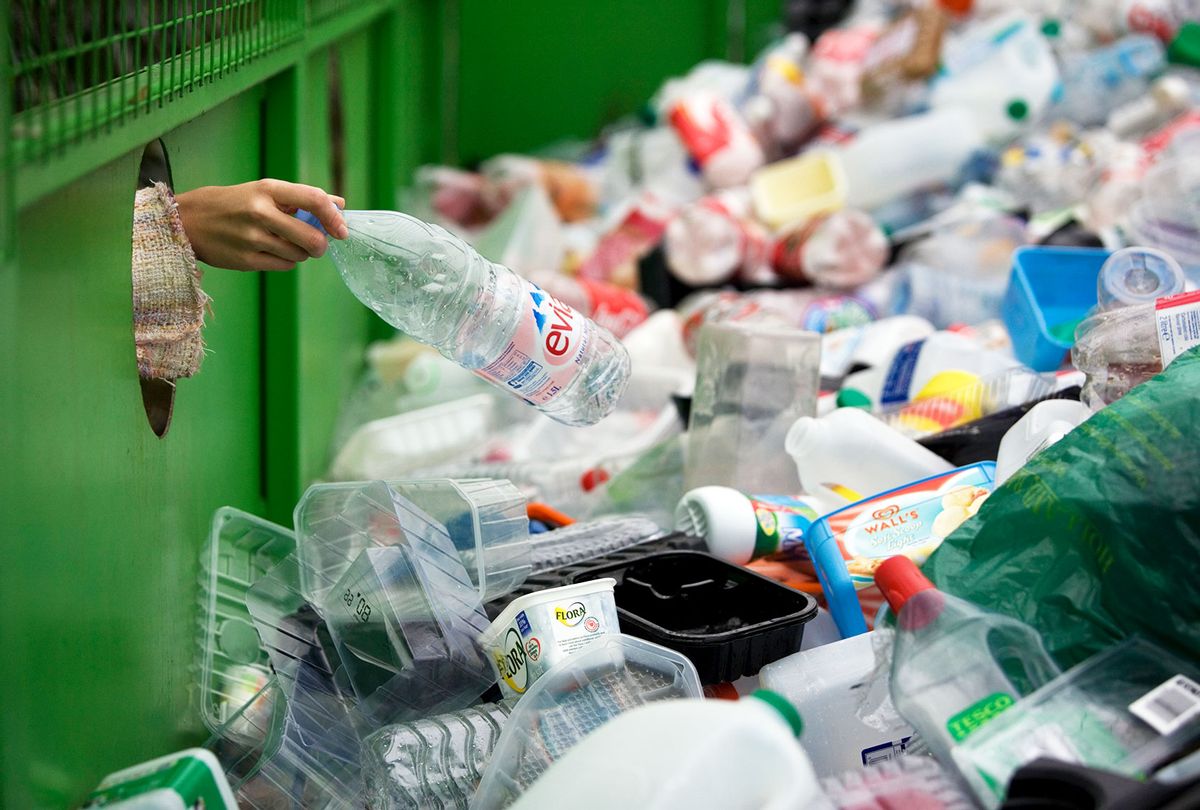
[295,208,326,235]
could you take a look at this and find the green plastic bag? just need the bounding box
[925,345,1200,669]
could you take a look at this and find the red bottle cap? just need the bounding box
[875,555,936,614]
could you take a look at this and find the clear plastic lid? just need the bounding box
[1097,246,1186,311]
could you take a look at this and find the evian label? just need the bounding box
[477,279,592,406]
[1155,290,1200,369]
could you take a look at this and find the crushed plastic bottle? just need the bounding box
[299,209,631,427]
[363,701,514,810]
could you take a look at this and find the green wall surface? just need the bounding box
[0,2,776,804]
[449,0,782,165]
[1,91,269,809]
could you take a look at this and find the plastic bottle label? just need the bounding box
[946,692,1015,742]
[802,296,876,334]
[750,495,819,560]
[1155,290,1200,368]
[1129,674,1200,735]
[476,280,592,406]
[879,339,925,405]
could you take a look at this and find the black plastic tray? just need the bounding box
[569,550,818,684]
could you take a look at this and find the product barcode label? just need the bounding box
[1129,674,1200,736]
[1155,290,1200,368]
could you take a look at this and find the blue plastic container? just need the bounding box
[1002,246,1111,371]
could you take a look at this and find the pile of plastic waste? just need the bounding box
[85,1,1200,808]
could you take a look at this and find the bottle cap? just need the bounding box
[750,689,804,738]
[836,388,873,410]
[1040,19,1061,38]
[1168,22,1200,68]
[936,0,972,15]
[1006,99,1030,122]
[875,555,936,614]
[295,208,326,234]
[675,487,759,564]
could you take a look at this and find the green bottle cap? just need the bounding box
[837,388,873,410]
[751,689,804,738]
[1007,98,1030,121]
[1168,22,1200,68]
[1041,19,1061,38]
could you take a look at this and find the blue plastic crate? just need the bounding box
[1003,246,1111,371]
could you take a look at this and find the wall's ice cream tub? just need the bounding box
[479,579,620,699]
[804,462,996,638]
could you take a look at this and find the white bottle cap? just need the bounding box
[675,486,759,564]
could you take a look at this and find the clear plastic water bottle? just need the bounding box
[299,210,631,427]
[363,700,514,810]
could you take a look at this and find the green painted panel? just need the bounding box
[293,38,375,490]
[0,90,267,808]
[450,0,782,165]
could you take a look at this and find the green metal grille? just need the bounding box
[8,0,304,164]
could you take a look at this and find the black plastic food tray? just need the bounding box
[569,550,818,684]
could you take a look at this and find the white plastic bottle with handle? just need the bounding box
[298,209,631,427]
[506,690,831,810]
[786,407,954,500]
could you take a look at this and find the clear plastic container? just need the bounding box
[198,508,296,737]
[471,634,702,810]
[687,321,821,495]
[329,394,496,482]
[952,638,1200,807]
[877,368,1059,440]
[321,545,495,726]
[205,674,363,810]
[293,478,531,606]
[363,700,516,810]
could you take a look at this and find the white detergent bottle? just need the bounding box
[994,399,1092,485]
[507,690,830,810]
[786,407,953,499]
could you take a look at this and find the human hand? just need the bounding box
[175,179,348,271]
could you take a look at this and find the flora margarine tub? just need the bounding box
[480,579,620,698]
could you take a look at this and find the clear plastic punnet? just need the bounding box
[205,673,363,810]
[198,508,296,737]
[293,478,531,606]
[471,634,703,810]
[321,545,495,727]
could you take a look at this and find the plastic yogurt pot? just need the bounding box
[480,579,620,699]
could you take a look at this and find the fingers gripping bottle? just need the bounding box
[299,209,631,427]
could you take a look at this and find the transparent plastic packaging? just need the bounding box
[528,516,663,574]
[1097,247,1186,311]
[1071,302,1163,409]
[293,478,531,606]
[363,700,516,810]
[198,508,296,737]
[687,321,821,495]
[299,209,630,427]
[953,638,1200,807]
[471,634,702,810]
[760,631,914,776]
